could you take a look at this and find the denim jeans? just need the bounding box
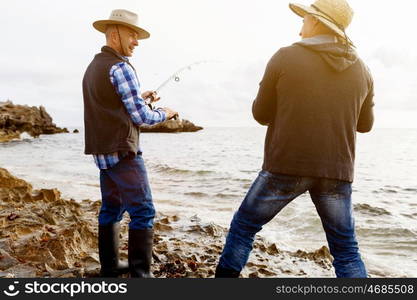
[218,170,367,278]
[98,154,155,230]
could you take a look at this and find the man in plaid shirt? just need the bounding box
[83,9,177,278]
[92,60,167,170]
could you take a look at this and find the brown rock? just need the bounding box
[0,101,68,143]
[293,246,333,268]
[0,167,341,278]
[140,119,203,133]
[154,223,173,232]
[0,250,19,270]
[258,268,277,276]
[0,168,99,277]
[266,243,281,255]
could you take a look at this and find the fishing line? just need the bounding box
[145,60,219,106]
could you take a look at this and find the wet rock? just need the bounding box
[0,168,31,190]
[2,264,38,277]
[247,262,268,269]
[0,250,19,270]
[0,167,344,278]
[293,246,333,268]
[0,168,98,277]
[258,268,277,276]
[154,223,173,232]
[248,271,258,278]
[140,119,203,133]
[188,223,225,237]
[266,243,281,255]
[190,215,201,223]
[0,101,68,143]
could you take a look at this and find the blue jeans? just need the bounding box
[98,154,155,230]
[218,171,367,278]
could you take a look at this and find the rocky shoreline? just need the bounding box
[0,101,68,143]
[0,167,336,278]
[140,119,203,133]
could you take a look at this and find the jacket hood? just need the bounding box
[295,42,359,72]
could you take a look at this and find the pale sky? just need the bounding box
[1,0,416,128]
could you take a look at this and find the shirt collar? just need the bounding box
[299,34,338,46]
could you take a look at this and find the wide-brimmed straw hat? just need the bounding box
[93,9,150,40]
[289,0,354,45]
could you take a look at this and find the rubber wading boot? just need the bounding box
[98,223,129,277]
[215,265,240,278]
[128,228,154,278]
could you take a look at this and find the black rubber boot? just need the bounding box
[128,228,154,278]
[98,223,129,277]
[215,265,240,278]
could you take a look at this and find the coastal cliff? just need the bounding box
[0,101,68,143]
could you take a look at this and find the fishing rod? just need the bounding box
[144,60,216,106]
[155,60,213,93]
[144,60,218,120]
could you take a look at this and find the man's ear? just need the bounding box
[111,31,119,43]
[312,16,320,28]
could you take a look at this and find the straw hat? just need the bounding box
[93,9,150,40]
[289,0,354,44]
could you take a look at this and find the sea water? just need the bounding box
[0,127,416,277]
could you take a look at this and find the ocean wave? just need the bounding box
[354,203,391,216]
[403,188,417,193]
[372,188,398,194]
[358,227,417,239]
[151,164,214,176]
[184,192,208,198]
[80,183,100,188]
[372,185,417,194]
[215,193,239,199]
[239,170,257,174]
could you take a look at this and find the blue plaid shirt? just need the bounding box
[93,59,166,170]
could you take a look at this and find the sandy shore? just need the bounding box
[0,167,335,278]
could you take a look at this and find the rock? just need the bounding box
[293,246,333,268]
[0,167,343,279]
[266,243,281,255]
[140,119,203,133]
[73,129,79,134]
[0,249,19,270]
[187,223,225,237]
[154,223,173,232]
[190,215,201,223]
[0,168,31,190]
[258,268,277,276]
[248,271,259,278]
[0,101,68,143]
[0,168,98,277]
[1,264,38,277]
